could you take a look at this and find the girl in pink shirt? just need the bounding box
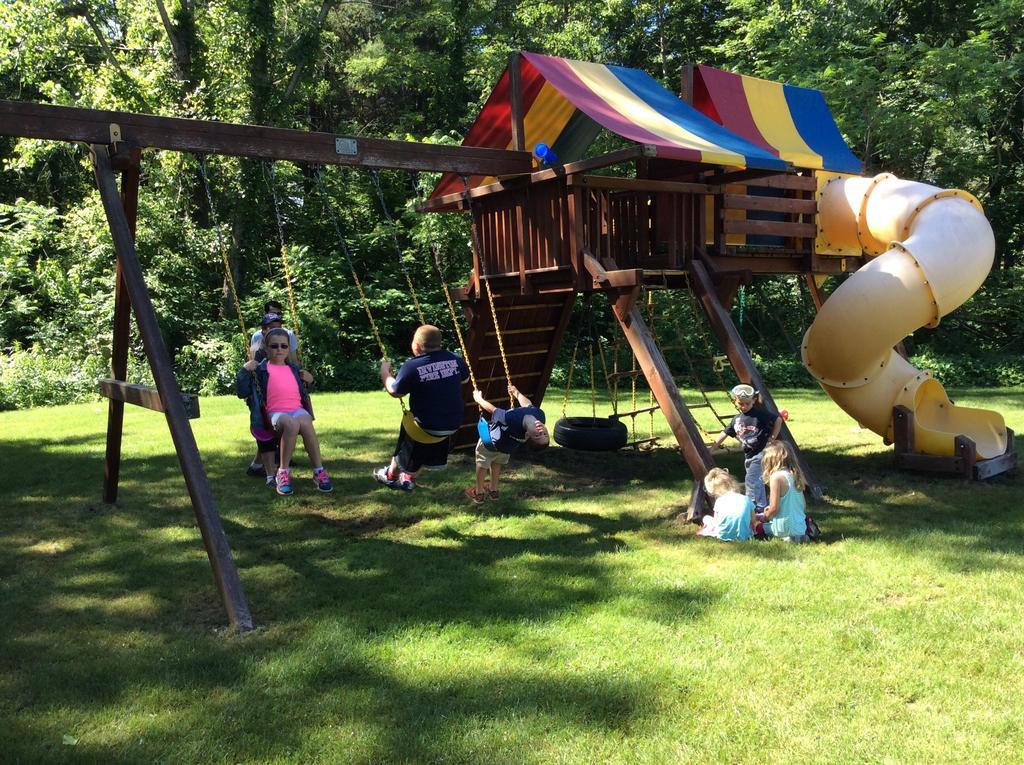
[240,328,332,495]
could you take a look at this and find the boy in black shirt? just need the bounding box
[711,384,782,512]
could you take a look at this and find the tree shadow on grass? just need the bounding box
[2,428,718,763]
[792,439,1023,574]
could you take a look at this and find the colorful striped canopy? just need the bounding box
[430,52,788,200]
[692,65,862,174]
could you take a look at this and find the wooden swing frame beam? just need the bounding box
[0,99,534,633]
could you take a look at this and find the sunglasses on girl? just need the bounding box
[267,343,289,349]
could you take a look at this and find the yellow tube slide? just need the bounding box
[802,173,1008,459]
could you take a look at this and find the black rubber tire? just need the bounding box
[553,416,629,451]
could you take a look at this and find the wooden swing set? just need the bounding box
[0,93,825,632]
[4,52,1013,631]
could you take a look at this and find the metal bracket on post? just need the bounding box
[109,122,122,144]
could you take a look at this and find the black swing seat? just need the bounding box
[553,416,628,451]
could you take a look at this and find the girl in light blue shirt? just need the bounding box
[759,441,808,543]
[698,468,756,542]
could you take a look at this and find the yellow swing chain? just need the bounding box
[315,167,388,362]
[264,162,302,361]
[560,339,579,418]
[198,155,248,349]
[371,168,426,326]
[460,175,514,407]
[646,290,656,439]
[430,243,478,391]
[313,167,428,422]
[589,342,597,420]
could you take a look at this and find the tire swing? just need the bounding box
[553,297,627,452]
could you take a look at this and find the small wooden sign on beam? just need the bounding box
[98,378,201,420]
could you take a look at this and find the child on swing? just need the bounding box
[697,467,756,541]
[465,384,549,503]
[237,328,332,496]
[244,308,297,480]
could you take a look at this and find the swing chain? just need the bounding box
[262,162,302,360]
[314,166,389,363]
[197,155,248,346]
[370,168,426,326]
[430,242,478,392]
[460,174,514,406]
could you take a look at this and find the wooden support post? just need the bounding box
[803,273,826,310]
[91,144,253,633]
[956,435,977,481]
[892,405,915,453]
[103,147,140,504]
[713,172,726,254]
[508,51,525,152]
[690,259,823,500]
[610,292,715,519]
[680,63,694,104]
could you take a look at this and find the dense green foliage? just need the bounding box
[1,0,1022,407]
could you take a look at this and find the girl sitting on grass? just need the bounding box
[758,440,808,543]
[698,467,756,541]
[237,328,332,496]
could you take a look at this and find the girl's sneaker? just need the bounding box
[313,468,333,493]
[276,468,293,496]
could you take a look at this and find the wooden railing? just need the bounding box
[469,172,819,293]
[713,173,818,254]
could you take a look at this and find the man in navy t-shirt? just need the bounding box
[374,324,470,491]
[465,384,549,503]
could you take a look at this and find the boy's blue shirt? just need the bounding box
[485,405,545,454]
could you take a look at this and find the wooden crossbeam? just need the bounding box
[723,218,817,238]
[98,378,200,419]
[722,193,817,215]
[0,100,531,175]
[485,326,555,336]
[612,405,661,418]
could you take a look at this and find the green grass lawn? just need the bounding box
[3,388,1023,763]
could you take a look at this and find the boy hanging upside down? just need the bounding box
[466,385,549,503]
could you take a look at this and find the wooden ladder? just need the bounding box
[453,293,575,449]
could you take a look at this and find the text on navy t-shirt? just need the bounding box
[393,349,470,432]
